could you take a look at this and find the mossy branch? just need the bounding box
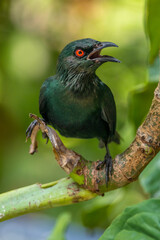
[0,79,159,222]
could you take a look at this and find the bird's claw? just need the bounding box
[26,120,38,139]
[96,155,113,186]
[42,132,49,144]
[96,160,106,170]
[105,154,113,185]
[26,117,49,143]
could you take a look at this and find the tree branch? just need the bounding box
[27,80,160,193]
[0,178,96,222]
[0,79,159,222]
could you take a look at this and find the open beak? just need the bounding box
[87,42,120,63]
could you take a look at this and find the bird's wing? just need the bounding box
[101,84,117,138]
[39,77,53,121]
[39,83,47,117]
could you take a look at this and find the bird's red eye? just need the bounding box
[75,49,85,58]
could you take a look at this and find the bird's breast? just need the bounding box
[46,89,102,138]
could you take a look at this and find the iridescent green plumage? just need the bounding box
[39,38,120,183]
[39,74,118,143]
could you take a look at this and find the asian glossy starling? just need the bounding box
[27,38,120,184]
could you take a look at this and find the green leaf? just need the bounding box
[48,212,71,240]
[146,0,160,82]
[140,152,160,198]
[128,82,157,130]
[148,56,160,82]
[99,199,160,240]
[145,0,160,63]
[128,0,160,129]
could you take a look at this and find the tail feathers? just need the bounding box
[99,139,105,148]
[99,131,121,148]
[112,131,121,144]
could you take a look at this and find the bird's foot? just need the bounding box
[96,154,113,186]
[26,120,38,139]
[104,154,113,185]
[96,160,106,170]
[26,118,49,144]
[42,132,49,144]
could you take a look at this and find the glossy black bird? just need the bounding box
[27,38,120,183]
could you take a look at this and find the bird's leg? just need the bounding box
[104,145,113,184]
[96,145,113,185]
[26,118,49,144]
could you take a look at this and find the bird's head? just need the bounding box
[56,38,120,76]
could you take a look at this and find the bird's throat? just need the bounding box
[57,70,98,96]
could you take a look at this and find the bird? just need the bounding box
[26,38,120,184]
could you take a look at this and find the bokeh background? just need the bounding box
[0,0,156,239]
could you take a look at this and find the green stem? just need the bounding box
[0,178,97,222]
[48,212,71,240]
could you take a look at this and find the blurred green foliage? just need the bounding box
[0,0,157,234]
[48,213,71,240]
[145,0,160,63]
[140,152,160,198]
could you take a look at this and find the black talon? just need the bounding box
[26,120,38,138]
[104,153,113,185]
[96,145,113,186]
[42,132,49,144]
[96,160,106,170]
[26,118,49,143]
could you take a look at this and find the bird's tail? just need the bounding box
[99,131,121,148]
[99,139,105,148]
[112,131,121,144]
